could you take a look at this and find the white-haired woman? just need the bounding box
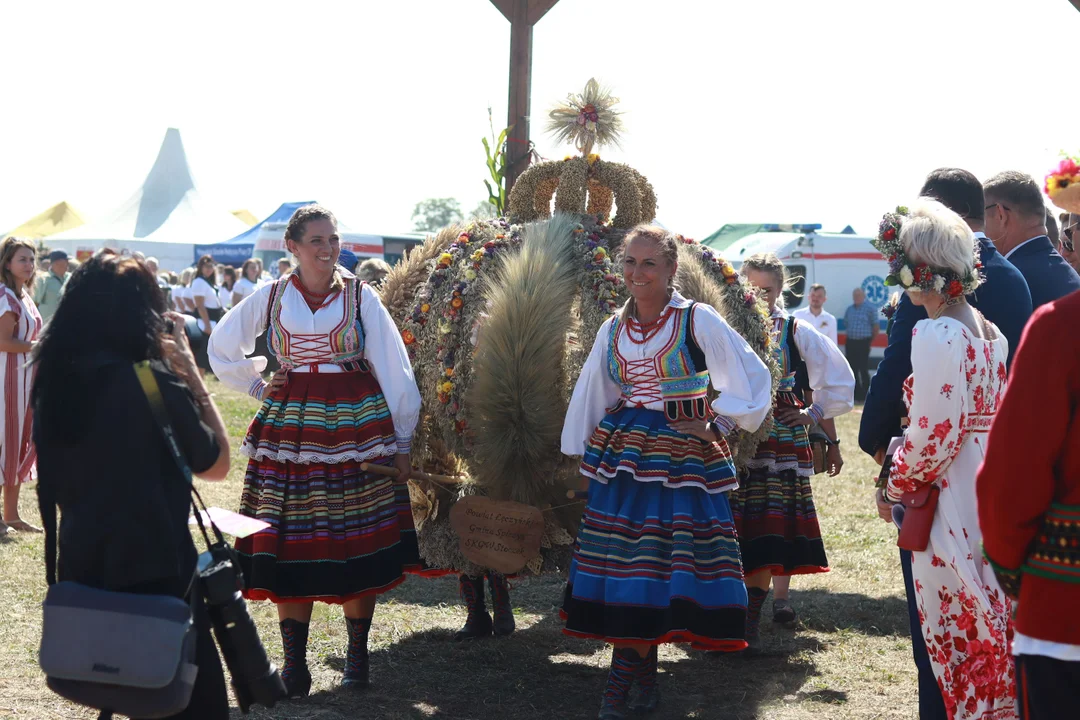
[872,199,1016,719]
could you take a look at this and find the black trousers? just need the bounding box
[845,337,872,399]
[901,549,947,720]
[1016,654,1080,719]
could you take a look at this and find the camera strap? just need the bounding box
[134,361,227,555]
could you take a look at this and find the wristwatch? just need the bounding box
[824,436,841,447]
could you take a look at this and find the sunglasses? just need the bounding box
[1064,224,1076,253]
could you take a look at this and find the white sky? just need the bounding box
[3,0,1079,240]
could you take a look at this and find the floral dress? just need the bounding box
[886,317,1016,720]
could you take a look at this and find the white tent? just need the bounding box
[48,128,248,271]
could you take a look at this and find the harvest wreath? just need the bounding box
[378,80,781,574]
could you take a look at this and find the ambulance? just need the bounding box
[722,224,894,358]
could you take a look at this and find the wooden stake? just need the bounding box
[359,462,468,488]
[489,0,561,193]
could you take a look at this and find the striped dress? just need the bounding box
[729,309,854,576]
[560,292,773,650]
[0,285,41,487]
[209,274,422,604]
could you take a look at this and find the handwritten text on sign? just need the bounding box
[449,496,544,574]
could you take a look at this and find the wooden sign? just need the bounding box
[449,496,545,574]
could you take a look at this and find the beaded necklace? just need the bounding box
[290,273,340,312]
[625,306,674,345]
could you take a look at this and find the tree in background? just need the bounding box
[470,201,497,220]
[412,198,464,232]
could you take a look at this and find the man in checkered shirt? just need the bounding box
[843,287,878,401]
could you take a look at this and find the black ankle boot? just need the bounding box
[487,573,516,637]
[743,587,770,655]
[598,647,642,719]
[343,616,371,690]
[454,574,493,641]
[279,618,312,699]
[628,645,660,713]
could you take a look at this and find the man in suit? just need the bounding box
[859,167,1032,720]
[984,170,1080,309]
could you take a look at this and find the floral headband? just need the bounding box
[871,206,981,301]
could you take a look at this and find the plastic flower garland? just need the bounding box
[872,207,981,300]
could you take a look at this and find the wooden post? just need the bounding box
[490,0,561,194]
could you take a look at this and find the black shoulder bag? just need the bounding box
[38,362,207,720]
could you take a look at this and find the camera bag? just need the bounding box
[38,361,209,719]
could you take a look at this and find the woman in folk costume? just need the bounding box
[561,225,773,719]
[732,253,854,646]
[208,205,422,697]
[0,237,43,534]
[874,200,1016,719]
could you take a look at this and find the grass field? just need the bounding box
[0,380,919,720]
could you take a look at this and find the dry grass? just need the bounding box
[0,382,917,720]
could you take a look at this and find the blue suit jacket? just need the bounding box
[858,237,1032,457]
[1005,236,1080,310]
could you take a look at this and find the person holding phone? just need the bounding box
[33,250,231,719]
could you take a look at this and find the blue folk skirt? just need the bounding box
[562,408,748,651]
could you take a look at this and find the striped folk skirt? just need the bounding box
[728,391,828,576]
[562,408,748,651]
[234,369,421,604]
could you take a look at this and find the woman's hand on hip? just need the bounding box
[259,369,288,401]
[394,453,412,484]
[775,407,813,427]
[669,419,716,442]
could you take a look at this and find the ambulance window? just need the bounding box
[784,265,806,309]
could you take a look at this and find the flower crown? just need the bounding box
[871,207,981,300]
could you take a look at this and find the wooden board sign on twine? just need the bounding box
[449,496,545,574]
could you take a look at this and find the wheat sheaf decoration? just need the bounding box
[510,80,653,229]
[546,77,623,156]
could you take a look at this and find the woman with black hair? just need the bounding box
[33,249,232,719]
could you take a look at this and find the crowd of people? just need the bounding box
[0,161,1077,719]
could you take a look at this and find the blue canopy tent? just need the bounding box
[194,201,315,265]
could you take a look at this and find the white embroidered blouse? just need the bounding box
[561,292,773,457]
[208,277,421,453]
[777,309,856,422]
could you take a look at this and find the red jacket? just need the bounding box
[976,289,1080,646]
